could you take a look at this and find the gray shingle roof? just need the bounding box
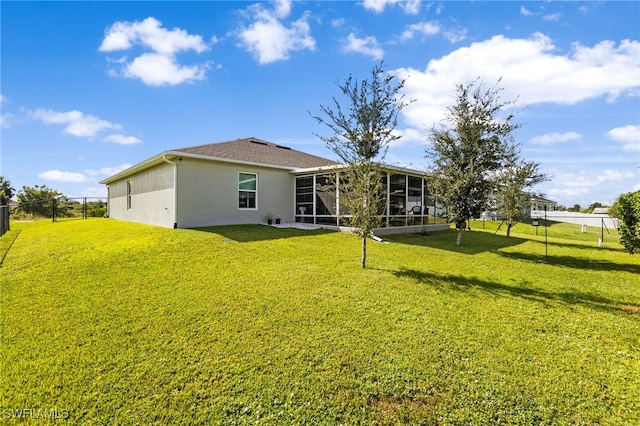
[173,137,338,169]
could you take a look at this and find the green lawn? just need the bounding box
[1,219,639,424]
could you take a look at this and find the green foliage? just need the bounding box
[0,176,15,205]
[312,61,410,267]
[427,79,519,246]
[493,146,548,237]
[1,220,639,424]
[15,184,69,218]
[312,61,408,164]
[611,190,640,254]
[588,202,604,213]
[337,161,387,236]
[88,200,107,216]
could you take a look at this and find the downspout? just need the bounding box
[162,155,178,228]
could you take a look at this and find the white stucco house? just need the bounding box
[100,137,448,234]
[529,195,558,217]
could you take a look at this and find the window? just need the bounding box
[295,176,313,219]
[315,174,336,216]
[238,172,257,209]
[127,180,132,210]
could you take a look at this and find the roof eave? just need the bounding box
[99,150,302,185]
[99,152,175,185]
[292,162,429,176]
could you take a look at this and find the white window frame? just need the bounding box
[126,180,132,210]
[238,172,258,210]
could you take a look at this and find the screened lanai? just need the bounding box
[293,166,445,230]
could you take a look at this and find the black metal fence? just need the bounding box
[0,205,9,237]
[11,197,107,222]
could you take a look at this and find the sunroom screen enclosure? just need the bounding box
[295,170,437,227]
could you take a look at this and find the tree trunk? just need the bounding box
[456,220,465,246]
[506,221,513,237]
[361,235,367,268]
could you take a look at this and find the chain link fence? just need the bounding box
[10,197,107,222]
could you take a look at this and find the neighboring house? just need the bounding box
[480,194,557,221]
[529,195,557,218]
[100,137,447,234]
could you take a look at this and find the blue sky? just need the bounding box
[1,0,639,207]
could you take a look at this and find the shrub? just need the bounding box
[611,190,640,254]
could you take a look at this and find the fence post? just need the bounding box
[599,217,604,247]
[0,205,9,236]
[544,205,548,262]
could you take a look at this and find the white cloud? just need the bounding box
[531,131,582,145]
[342,33,384,60]
[0,94,16,129]
[274,0,292,19]
[27,108,141,143]
[543,13,562,22]
[79,186,108,198]
[100,17,210,86]
[123,53,209,86]
[85,164,132,177]
[520,6,534,17]
[361,0,422,15]
[607,124,640,152]
[0,113,14,129]
[29,108,121,138]
[99,17,208,55]
[393,34,640,130]
[390,127,426,147]
[237,3,316,64]
[103,134,142,145]
[400,21,441,41]
[543,168,636,205]
[443,28,467,44]
[39,170,87,183]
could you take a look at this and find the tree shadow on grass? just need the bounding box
[191,224,334,243]
[496,251,640,274]
[544,238,628,254]
[385,230,527,255]
[0,230,21,267]
[391,267,640,316]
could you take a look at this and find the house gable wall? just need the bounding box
[107,162,175,228]
[175,157,294,228]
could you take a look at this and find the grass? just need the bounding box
[1,218,639,424]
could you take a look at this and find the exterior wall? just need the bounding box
[107,162,176,228]
[529,200,556,217]
[175,158,294,228]
[530,210,619,229]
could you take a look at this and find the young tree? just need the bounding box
[610,190,640,254]
[427,79,519,246]
[494,145,549,237]
[311,62,410,268]
[0,176,15,205]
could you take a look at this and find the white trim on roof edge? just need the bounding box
[291,162,428,176]
[99,150,300,185]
